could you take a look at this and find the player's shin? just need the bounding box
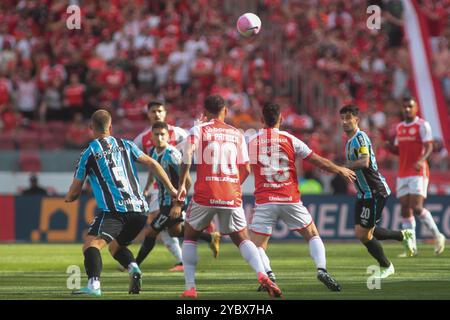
[113,246,139,272]
[182,240,198,289]
[309,236,327,271]
[136,236,156,266]
[239,240,265,275]
[257,247,274,275]
[402,216,417,248]
[160,230,183,263]
[417,208,441,238]
[84,247,102,290]
[363,238,390,268]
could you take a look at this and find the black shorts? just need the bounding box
[354,196,388,229]
[88,211,148,246]
[151,205,185,232]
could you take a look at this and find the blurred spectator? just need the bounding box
[169,41,193,93]
[39,77,64,121]
[96,31,118,62]
[13,70,38,120]
[22,174,48,195]
[64,113,91,149]
[382,0,404,49]
[0,103,22,133]
[434,39,450,104]
[63,73,86,119]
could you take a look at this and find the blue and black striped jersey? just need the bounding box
[345,129,391,199]
[149,145,184,207]
[74,136,149,213]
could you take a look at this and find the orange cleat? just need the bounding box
[180,287,197,298]
[257,272,283,298]
[169,264,184,272]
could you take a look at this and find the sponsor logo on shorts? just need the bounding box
[268,196,292,202]
[210,199,235,206]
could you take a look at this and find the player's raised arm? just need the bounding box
[307,153,356,182]
[137,154,177,198]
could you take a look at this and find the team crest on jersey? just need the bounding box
[409,128,416,135]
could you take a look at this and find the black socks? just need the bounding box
[136,236,156,266]
[113,246,136,269]
[84,247,102,279]
[363,238,391,268]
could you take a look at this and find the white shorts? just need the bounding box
[250,202,313,236]
[185,201,247,235]
[396,176,429,198]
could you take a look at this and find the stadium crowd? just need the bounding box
[0,0,449,174]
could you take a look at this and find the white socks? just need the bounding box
[239,240,265,275]
[402,216,417,249]
[257,247,273,273]
[160,230,183,263]
[418,208,441,238]
[182,241,198,290]
[402,216,416,230]
[88,277,100,290]
[127,262,139,274]
[309,236,327,271]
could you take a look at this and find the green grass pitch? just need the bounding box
[0,242,449,300]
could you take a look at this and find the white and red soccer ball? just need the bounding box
[236,13,261,37]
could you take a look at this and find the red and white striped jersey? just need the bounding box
[247,128,313,204]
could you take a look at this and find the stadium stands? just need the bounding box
[0,0,448,175]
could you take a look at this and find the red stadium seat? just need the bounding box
[16,130,40,150]
[19,152,42,172]
[0,131,16,150]
[40,131,64,150]
[47,121,66,136]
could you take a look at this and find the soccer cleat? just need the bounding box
[401,229,415,257]
[317,270,342,292]
[375,263,395,279]
[257,271,276,292]
[180,287,197,298]
[434,233,446,255]
[128,265,142,294]
[257,272,283,298]
[169,263,184,272]
[209,232,221,258]
[72,287,101,297]
[398,248,418,258]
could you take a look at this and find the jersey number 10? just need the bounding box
[205,141,238,175]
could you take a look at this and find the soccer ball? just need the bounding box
[236,13,261,37]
